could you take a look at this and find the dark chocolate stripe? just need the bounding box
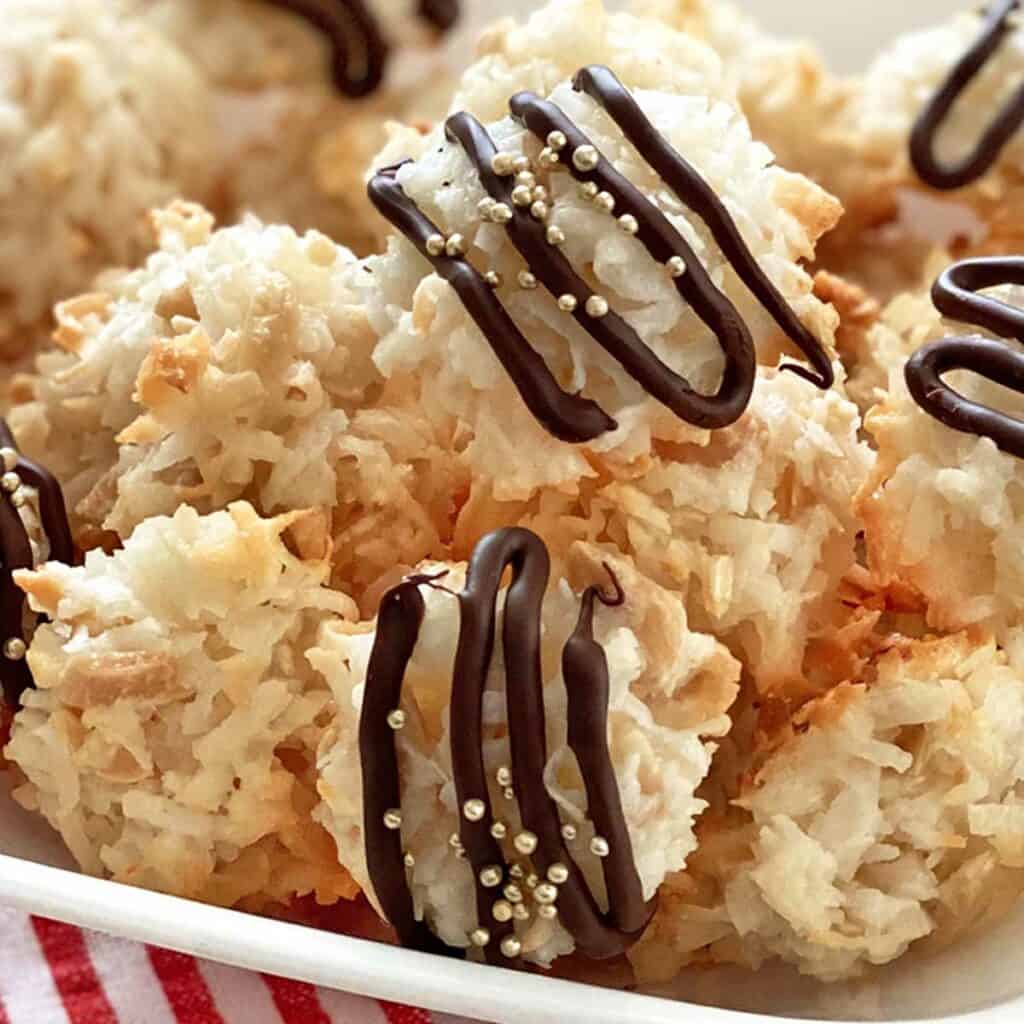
[0,494,34,708]
[358,580,453,954]
[465,530,648,960]
[0,419,74,706]
[567,65,833,389]
[358,528,654,965]
[418,0,458,31]
[266,0,459,98]
[563,570,651,936]
[906,257,1024,456]
[367,165,617,442]
[910,0,1024,190]
[445,111,756,429]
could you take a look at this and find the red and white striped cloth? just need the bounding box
[0,907,484,1024]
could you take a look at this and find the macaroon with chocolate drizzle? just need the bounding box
[905,256,1024,456]
[266,0,459,98]
[910,0,1024,190]
[368,65,833,444]
[0,420,74,708]
[358,527,654,966]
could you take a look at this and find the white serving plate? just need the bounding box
[3,1,1019,1021]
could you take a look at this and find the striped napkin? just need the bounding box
[0,907,483,1024]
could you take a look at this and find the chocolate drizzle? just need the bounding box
[0,420,74,707]
[358,527,654,965]
[910,0,1024,190]
[368,65,832,443]
[266,0,459,98]
[905,257,1024,456]
[564,66,833,390]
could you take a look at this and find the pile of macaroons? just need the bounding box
[5,0,1024,990]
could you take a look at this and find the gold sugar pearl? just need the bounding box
[532,186,549,204]
[547,863,569,885]
[534,883,558,905]
[470,928,491,948]
[386,709,406,731]
[463,799,486,822]
[492,900,513,923]
[538,905,558,921]
[478,197,496,218]
[383,809,402,830]
[515,171,536,189]
[10,490,25,508]
[530,201,549,221]
[517,271,537,291]
[525,873,539,890]
[491,203,513,224]
[593,191,615,214]
[667,256,687,278]
[500,935,522,958]
[509,864,525,879]
[538,148,560,169]
[425,233,446,256]
[496,766,513,787]
[590,836,611,858]
[503,883,523,904]
[3,638,26,661]
[511,185,533,207]
[557,294,578,313]
[445,234,467,257]
[480,865,504,888]
[484,271,502,288]
[491,153,516,176]
[490,821,508,840]
[547,130,567,151]
[561,824,578,842]
[545,225,565,246]
[585,295,609,318]
[403,852,415,868]
[572,145,599,172]
[512,903,530,922]
[0,448,17,472]
[503,787,516,800]
[514,831,538,855]
[578,181,599,199]
[449,832,464,850]
[618,214,639,235]
[2,472,20,493]
[512,155,531,174]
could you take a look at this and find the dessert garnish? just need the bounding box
[369,65,833,442]
[906,256,1024,455]
[359,527,654,964]
[911,0,1024,190]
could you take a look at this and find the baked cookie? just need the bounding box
[314,526,739,963]
[0,0,214,361]
[6,501,358,908]
[631,630,1024,982]
[134,0,464,254]
[857,255,1024,650]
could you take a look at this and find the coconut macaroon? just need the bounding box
[313,534,740,964]
[631,630,1024,983]
[0,0,214,360]
[811,3,1024,280]
[8,202,384,551]
[356,0,869,692]
[857,268,1024,649]
[5,502,358,908]
[134,0,463,254]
